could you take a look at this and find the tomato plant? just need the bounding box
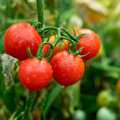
[51,51,85,87]
[1,0,119,120]
[4,23,42,61]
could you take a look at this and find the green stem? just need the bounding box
[60,36,77,54]
[22,91,36,120]
[37,27,88,58]
[36,42,53,59]
[26,48,35,58]
[36,0,44,28]
[52,37,60,48]
[52,28,60,48]
[61,28,76,41]
[37,26,58,33]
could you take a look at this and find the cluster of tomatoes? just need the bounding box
[4,23,101,91]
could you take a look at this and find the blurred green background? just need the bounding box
[0,0,120,120]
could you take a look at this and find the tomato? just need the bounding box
[51,51,85,87]
[44,35,69,58]
[18,58,53,91]
[72,29,101,61]
[97,90,118,107]
[4,23,42,61]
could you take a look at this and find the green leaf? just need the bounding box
[44,83,63,115]
[0,31,6,54]
[3,85,16,112]
[9,107,23,120]
[9,110,17,120]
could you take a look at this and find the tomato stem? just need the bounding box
[61,28,76,41]
[37,26,58,33]
[22,91,36,120]
[36,42,53,59]
[26,48,35,58]
[36,0,44,28]
[37,27,89,57]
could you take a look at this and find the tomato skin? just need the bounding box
[4,23,42,61]
[73,29,101,61]
[44,35,69,58]
[51,51,85,87]
[18,58,53,91]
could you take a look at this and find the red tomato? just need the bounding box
[44,35,69,58]
[72,29,101,60]
[4,23,42,61]
[51,51,85,87]
[18,58,53,91]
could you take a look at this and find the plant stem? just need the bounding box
[36,0,44,28]
[26,48,35,58]
[36,42,53,59]
[22,91,36,120]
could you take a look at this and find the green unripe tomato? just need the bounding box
[96,107,117,120]
[73,110,86,120]
[97,90,118,107]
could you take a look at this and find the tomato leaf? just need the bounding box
[8,107,23,120]
[44,83,63,115]
[0,31,6,54]
[3,85,16,112]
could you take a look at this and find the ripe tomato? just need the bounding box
[72,29,101,61]
[4,23,42,61]
[51,51,85,87]
[44,35,69,58]
[18,58,53,91]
